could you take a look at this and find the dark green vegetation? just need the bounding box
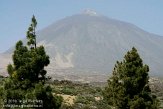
[0,16,62,109]
[1,77,163,109]
[103,47,160,109]
[47,78,163,109]
[50,80,110,109]
[54,47,162,109]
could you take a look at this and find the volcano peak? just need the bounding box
[81,9,98,16]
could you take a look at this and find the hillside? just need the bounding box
[1,11,163,81]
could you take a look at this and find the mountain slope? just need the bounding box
[1,12,163,79]
[36,14,163,76]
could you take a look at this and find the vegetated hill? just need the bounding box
[49,78,163,108]
[1,10,163,81]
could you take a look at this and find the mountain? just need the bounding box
[1,11,163,81]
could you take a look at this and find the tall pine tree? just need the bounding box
[103,47,159,109]
[2,16,63,109]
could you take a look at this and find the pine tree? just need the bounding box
[2,16,63,109]
[27,15,37,49]
[103,47,159,109]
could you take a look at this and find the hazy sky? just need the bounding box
[0,0,163,53]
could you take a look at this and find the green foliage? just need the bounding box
[103,47,160,109]
[60,87,77,95]
[52,80,102,97]
[53,80,106,109]
[0,87,3,97]
[27,15,37,48]
[11,41,49,83]
[1,16,62,109]
[75,94,96,105]
[7,64,14,76]
[95,100,112,109]
[33,83,63,109]
[10,16,49,84]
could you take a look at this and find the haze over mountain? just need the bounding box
[1,10,163,81]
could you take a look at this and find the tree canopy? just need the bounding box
[1,16,62,109]
[103,47,159,109]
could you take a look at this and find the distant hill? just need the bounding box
[1,11,163,80]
